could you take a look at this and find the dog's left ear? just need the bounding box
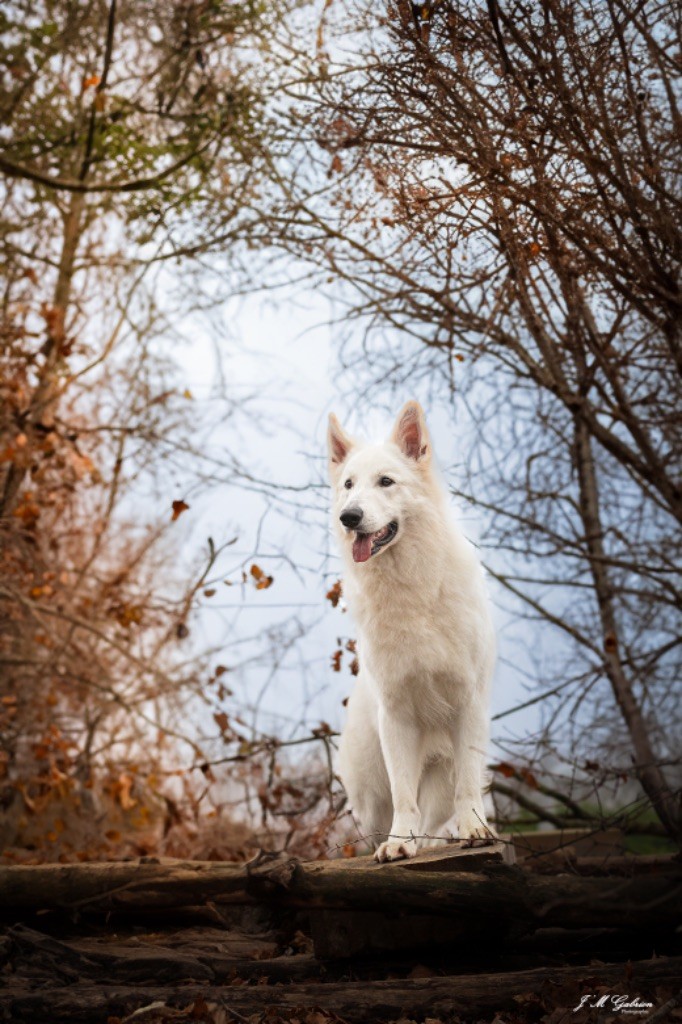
[328,413,355,470]
[391,401,430,462]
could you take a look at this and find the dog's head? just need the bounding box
[327,401,433,564]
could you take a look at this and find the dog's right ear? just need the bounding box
[328,413,354,472]
[391,400,431,463]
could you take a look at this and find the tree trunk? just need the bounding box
[573,414,681,842]
[0,189,85,515]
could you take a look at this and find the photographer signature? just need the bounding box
[574,994,654,1014]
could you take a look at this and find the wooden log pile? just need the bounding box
[0,839,679,1023]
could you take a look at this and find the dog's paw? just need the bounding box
[374,839,418,862]
[457,812,498,848]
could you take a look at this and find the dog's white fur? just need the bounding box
[328,401,496,862]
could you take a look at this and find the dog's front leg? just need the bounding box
[374,707,422,862]
[453,700,497,845]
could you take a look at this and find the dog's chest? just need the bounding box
[342,529,493,707]
[351,584,477,715]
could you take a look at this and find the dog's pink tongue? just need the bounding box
[353,534,373,563]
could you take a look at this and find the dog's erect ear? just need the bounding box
[328,413,354,469]
[391,401,430,462]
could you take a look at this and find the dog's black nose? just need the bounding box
[340,507,363,529]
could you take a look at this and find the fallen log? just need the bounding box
[528,853,682,876]
[246,857,682,931]
[2,955,679,1023]
[0,852,679,934]
[0,844,506,912]
[4,920,672,984]
[0,858,249,912]
[6,924,320,985]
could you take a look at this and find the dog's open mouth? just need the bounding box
[352,521,398,563]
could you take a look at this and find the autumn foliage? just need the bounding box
[0,0,342,864]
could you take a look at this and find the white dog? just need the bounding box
[328,401,496,862]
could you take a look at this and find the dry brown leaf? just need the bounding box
[115,604,143,628]
[214,711,229,734]
[519,767,539,789]
[171,499,189,521]
[114,773,137,811]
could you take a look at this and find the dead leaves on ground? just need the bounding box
[104,998,485,1024]
[108,1001,356,1024]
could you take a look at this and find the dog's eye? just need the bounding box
[378,476,394,487]
[344,479,353,490]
